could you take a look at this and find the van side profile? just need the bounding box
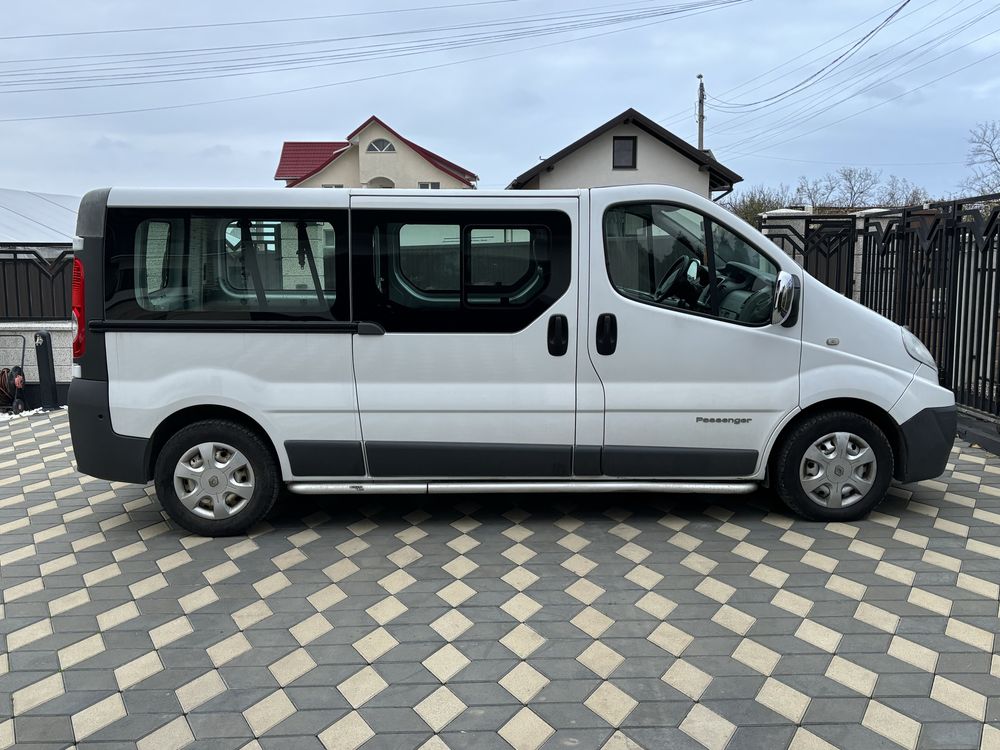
[68,186,956,536]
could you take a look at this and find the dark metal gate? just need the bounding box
[859,194,1000,418]
[759,215,857,297]
[0,247,74,321]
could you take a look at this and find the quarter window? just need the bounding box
[604,203,778,326]
[354,210,571,332]
[106,210,348,321]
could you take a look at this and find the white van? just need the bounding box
[68,186,955,536]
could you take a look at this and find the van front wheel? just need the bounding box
[773,411,894,521]
[154,419,279,536]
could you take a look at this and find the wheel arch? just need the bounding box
[146,405,279,481]
[766,398,904,483]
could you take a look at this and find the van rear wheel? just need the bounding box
[773,411,893,521]
[154,419,279,536]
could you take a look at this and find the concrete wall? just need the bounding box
[530,123,711,197]
[296,122,471,189]
[0,321,73,384]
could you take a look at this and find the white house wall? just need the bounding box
[535,124,710,197]
[295,146,361,188]
[357,121,469,188]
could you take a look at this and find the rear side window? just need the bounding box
[354,209,571,332]
[398,224,460,292]
[105,209,348,321]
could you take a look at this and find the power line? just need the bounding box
[0,1,749,123]
[705,0,913,112]
[721,17,1000,154]
[0,4,738,92]
[0,0,528,41]
[709,0,994,144]
[0,0,670,69]
[653,0,919,125]
[729,152,963,167]
[729,45,1000,158]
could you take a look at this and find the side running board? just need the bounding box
[286,481,758,495]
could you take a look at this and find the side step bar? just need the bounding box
[286,481,758,496]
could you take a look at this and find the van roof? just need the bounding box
[103,187,590,208]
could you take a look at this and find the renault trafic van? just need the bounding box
[68,186,956,536]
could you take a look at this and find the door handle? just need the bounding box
[596,313,617,355]
[547,314,569,356]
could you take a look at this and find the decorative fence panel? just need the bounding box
[759,215,857,298]
[859,196,1000,417]
[0,247,74,321]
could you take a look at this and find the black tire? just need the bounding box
[154,419,280,536]
[773,410,894,521]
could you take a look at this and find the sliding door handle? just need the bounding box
[547,314,569,356]
[596,313,617,355]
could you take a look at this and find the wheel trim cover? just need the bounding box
[798,431,877,509]
[173,441,256,520]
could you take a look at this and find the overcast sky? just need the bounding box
[2,0,998,197]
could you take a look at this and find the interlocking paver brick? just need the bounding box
[2,413,1000,747]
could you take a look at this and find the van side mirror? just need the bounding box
[686,259,699,281]
[772,271,799,327]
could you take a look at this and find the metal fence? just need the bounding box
[757,215,857,298]
[859,194,1000,418]
[0,246,73,321]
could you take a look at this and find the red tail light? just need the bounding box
[72,257,85,358]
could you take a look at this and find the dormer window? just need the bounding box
[367,138,396,153]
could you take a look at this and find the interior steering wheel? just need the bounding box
[654,254,691,302]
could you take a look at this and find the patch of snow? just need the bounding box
[0,405,67,423]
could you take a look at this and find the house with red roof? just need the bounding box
[275,116,478,189]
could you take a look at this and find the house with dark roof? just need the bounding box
[275,116,478,189]
[507,108,741,199]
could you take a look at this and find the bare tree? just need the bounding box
[878,174,930,207]
[792,168,930,209]
[834,167,882,207]
[720,183,793,225]
[962,121,1000,195]
[794,174,838,208]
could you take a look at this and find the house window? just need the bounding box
[366,138,396,153]
[612,136,637,169]
[418,182,441,189]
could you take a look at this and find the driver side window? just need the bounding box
[603,203,778,326]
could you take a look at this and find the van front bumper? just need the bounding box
[896,404,957,483]
[68,378,151,484]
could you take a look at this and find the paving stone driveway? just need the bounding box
[2,410,1000,750]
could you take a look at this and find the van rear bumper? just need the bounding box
[68,378,150,484]
[896,404,957,483]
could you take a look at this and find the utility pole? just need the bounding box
[696,73,705,150]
